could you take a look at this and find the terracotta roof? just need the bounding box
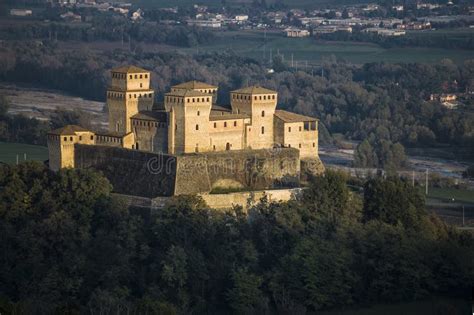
[210,113,250,121]
[131,111,168,122]
[172,80,217,90]
[231,86,277,95]
[111,65,149,74]
[211,105,232,112]
[165,90,212,98]
[274,110,318,123]
[49,125,90,135]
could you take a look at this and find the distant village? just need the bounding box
[8,0,474,38]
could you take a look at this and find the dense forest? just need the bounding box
[0,163,472,313]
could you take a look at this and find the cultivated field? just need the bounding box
[183,30,474,65]
[0,142,48,164]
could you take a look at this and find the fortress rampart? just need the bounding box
[74,144,301,198]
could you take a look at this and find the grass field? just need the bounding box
[185,30,474,65]
[0,142,48,164]
[425,187,474,204]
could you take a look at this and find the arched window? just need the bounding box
[234,121,237,127]
[214,122,217,128]
[224,122,227,127]
[261,126,264,134]
[288,127,291,132]
[261,111,265,117]
[196,124,199,130]
[197,111,200,116]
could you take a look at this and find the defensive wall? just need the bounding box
[74,144,301,198]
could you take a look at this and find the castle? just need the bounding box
[47,66,322,198]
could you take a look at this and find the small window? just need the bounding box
[213,145,216,151]
[313,143,316,147]
[197,111,200,116]
[224,122,227,127]
[90,135,94,140]
[140,83,143,88]
[196,124,199,130]
[134,74,137,79]
[129,75,132,79]
[63,137,67,141]
[299,144,302,148]
[70,137,73,141]
[234,121,237,127]
[140,75,143,79]
[214,122,217,128]
[261,126,264,134]
[145,74,148,78]
[261,111,265,117]
[299,126,302,132]
[288,144,291,148]
[79,136,82,141]
[288,127,291,132]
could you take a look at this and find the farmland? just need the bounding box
[181,30,474,65]
[0,142,48,165]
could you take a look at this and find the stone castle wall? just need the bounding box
[73,145,301,198]
[174,148,300,195]
[74,144,177,197]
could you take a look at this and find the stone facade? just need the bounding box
[47,65,323,198]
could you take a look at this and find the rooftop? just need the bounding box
[172,80,217,90]
[274,110,318,123]
[49,125,90,135]
[231,86,277,95]
[111,65,149,74]
[131,111,168,122]
[165,89,213,98]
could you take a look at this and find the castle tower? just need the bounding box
[230,86,278,149]
[107,66,154,135]
[171,81,218,104]
[165,90,213,154]
[47,125,95,171]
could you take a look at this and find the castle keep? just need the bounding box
[47,66,323,197]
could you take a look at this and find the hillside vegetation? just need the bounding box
[0,163,472,313]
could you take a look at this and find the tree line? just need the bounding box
[0,163,472,314]
[0,14,216,48]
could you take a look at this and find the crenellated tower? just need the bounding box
[165,89,213,154]
[107,66,154,135]
[230,86,278,149]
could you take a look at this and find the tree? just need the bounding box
[227,268,267,313]
[0,94,8,118]
[363,177,425,229]
[354,139,376,168]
